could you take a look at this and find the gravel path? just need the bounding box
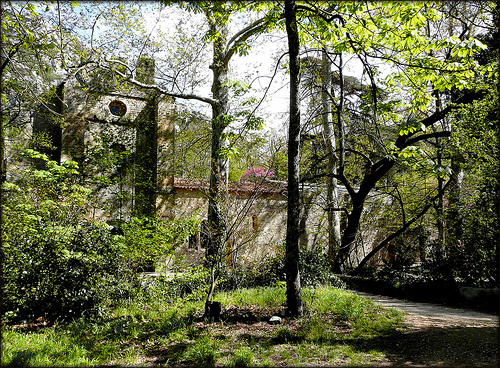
[353,291,499,366]
[354,291,498,328]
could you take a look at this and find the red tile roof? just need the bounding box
[174,177,287,196]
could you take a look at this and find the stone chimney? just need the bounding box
[136,57,155,85]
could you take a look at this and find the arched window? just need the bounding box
[252,214,259,230]
[188,233,198,249]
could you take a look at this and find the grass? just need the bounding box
[1,328,100,366]
[1,285,405,367]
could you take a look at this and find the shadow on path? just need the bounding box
[351,325,499,367]
[349,291,499,366]
[354,291,499,325]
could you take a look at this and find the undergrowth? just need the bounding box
[1,286,405,367]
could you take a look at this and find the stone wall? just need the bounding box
[61,60,174,222]
[168,179,396,268]
[168,179,291,266]
[167,178,398,269]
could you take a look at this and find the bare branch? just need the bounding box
[353,179,452,274]
[223,13,283,66]
[101,58,220,107]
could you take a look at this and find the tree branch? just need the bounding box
[370,89,485,176]
[102,58,219,107]
[225,17,266,56]
[405,130,451,147]
[352,179,452,274]
[223,13,283,66]
[297,3,345,25]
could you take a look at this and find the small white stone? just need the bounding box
[269,316,282,325]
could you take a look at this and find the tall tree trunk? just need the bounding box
[284,0,304,317]
[321,49,341,262]
[447,152,465,244]
[206,14,230,303]
[331,52,350,273]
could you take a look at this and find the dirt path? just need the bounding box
[355,291,499,328]
[354,291,499,367]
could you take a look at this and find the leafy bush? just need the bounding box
[137,266,210,304]
[118,215,199,272]
[299,246,344,288]
[1,150,135,323]
[225,242,345,289]
[451,180,499,288]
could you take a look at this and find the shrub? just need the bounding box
[137,266,210,304]
[1,150,135,323]
[225,242,345,289]
[118,215,199,272]
[450,180,499,288]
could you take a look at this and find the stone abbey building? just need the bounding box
[6,59,408,268]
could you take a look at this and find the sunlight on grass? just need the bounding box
[216,286,286,307]
[2,285,404,367]
[1,328,99,366]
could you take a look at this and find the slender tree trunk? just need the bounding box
[321,49,341,262]
[334,198,364,273]
[206,15,230,304]
[331,52,350,273]
[436,146,446,249]
[434,91,446,251]
[447,152,464,243]
[284,0,304,317]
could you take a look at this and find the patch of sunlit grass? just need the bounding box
[2,285,404,367]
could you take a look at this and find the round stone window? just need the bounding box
[109,100,127,117]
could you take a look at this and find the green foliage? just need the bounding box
[171,109,212,179]
[118,215,199,272]
[185,336,220,367]
[227,243,345,289]
[1,285,405,366]
[1,150,134,323]
[450,179,499,287]
[302,287,368,322]
[217,286,286,308]
[1,328,99,367]
[229,347,254,367]
[299,247,342,288]
[137,266,211,304]
[270,144,288,180]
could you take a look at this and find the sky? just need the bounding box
[144,3,293,132]
[63,1,387,134]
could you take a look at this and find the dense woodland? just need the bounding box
[0,0,498,352]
